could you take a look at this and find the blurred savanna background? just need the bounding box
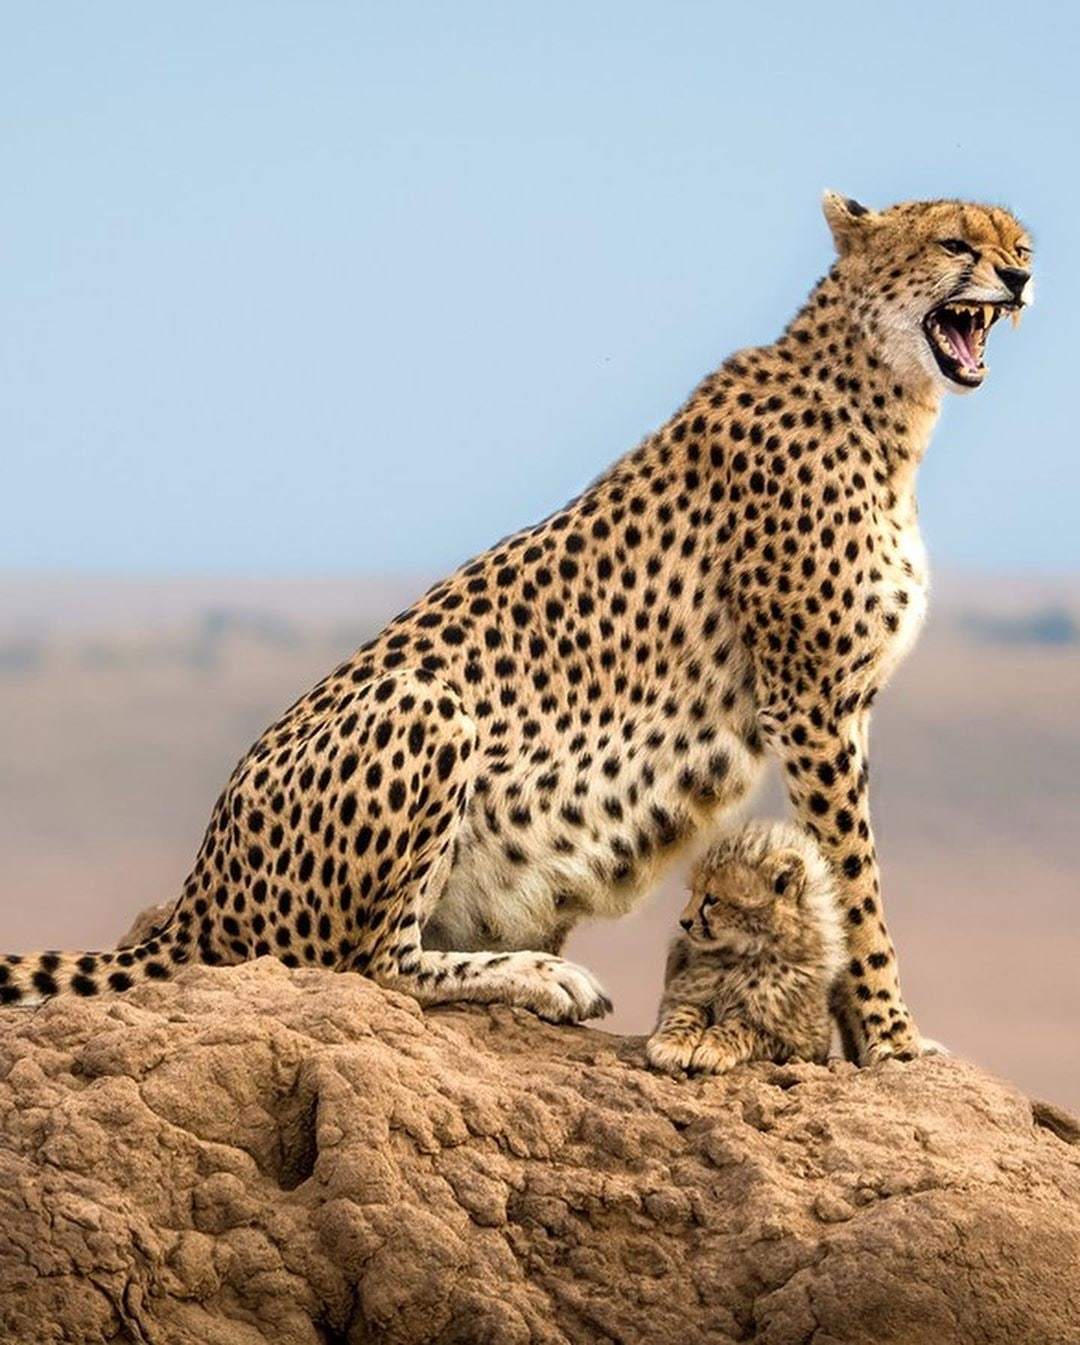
[2,5,1078,1108]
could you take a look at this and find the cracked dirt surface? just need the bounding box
[0,913,1077,1344]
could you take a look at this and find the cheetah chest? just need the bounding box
[873,520,928,687]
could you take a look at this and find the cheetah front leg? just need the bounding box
[770,707,934,1064]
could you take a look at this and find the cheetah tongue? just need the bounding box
[940,317,980,374]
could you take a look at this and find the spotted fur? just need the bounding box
[646,820,844,1075]
[0,193,1031,1062]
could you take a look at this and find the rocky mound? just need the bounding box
[0,923,1077,1345]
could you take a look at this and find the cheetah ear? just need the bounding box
[763,849,807,903]
[822,190,878,255]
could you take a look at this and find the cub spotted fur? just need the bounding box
[646,821,844,1075]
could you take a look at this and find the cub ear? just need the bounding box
[822,190,878,254]
[763,849,807,902]
[689,846,721,888]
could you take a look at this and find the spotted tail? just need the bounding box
[0,925,180,1005]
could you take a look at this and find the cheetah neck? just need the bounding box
[780,272,942,487]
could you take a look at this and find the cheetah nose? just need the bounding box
[679,917,693,932]
[995,265,1030,301]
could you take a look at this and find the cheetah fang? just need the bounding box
[923,299,1020,388]
[0,192,1031,1067]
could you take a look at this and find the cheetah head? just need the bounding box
[823,192,1032,394]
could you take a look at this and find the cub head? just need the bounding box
[822,191,1032,394]
[679,847,807,954]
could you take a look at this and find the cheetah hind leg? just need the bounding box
[361,686,611,1025]
[372,854,613,1022]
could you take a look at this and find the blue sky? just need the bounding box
[2,3,1077,575]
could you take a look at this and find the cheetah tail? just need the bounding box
[0,924,180,1006]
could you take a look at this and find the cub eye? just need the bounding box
[938,238,975,258]
[1015,243,1032,261]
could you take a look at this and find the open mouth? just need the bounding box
[923,300,1018,387]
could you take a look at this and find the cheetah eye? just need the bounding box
[938,238,976,259]
[1015,243,1032,262]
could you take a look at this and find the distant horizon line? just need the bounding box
[2,564,1078,583]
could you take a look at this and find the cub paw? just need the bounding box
[688,1041,741,1075]
[646,1030,701,1075]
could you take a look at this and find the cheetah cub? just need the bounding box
[646,821,844,1076]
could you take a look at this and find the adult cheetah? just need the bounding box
[1,192,1032,1063]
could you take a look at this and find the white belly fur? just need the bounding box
[427,722,768,954]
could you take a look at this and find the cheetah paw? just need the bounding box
[863,1033,950,1065]
[527,957,612,1024]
